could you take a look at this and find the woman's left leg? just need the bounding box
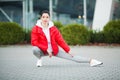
[56,50,103,66]
[56,50,90,63]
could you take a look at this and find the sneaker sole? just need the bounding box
[91,62,103,67]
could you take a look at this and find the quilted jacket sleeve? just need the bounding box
[31,26,47,51]
[54,27,70,53]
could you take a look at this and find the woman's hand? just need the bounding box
[68,52,74,57]
[69,53,74,57]
[48,52,52,58]
[47,50,52,58]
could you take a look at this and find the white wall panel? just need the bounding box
[92,0,113,31]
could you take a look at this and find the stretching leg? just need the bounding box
[56,50,90,63]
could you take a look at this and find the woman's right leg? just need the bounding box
[32,46,44,67]
[32,46,44,59]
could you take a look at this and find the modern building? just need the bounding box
[0,0,120,30]
[93,0,120,31]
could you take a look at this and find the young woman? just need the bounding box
[31,10,103,67]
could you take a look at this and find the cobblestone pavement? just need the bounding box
[0,45,120,80]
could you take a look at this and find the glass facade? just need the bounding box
[0,0,120,29]
[112,0,120,20]
[52,0,96,27]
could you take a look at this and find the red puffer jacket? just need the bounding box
[31,25,70,56]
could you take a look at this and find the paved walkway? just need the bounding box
[0,45,120,80]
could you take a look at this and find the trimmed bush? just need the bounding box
[54,21,63,30]
[60,24,90,45]
[103,20,120,43]
[25,30,31,43]
[0,22,25,45]
[89,30,105,43]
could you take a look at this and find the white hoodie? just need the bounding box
[36,20,54,52]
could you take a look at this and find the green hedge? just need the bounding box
[89,30,105,43]
[103,20,120,43]
[25,30,31,43]
[0,22,25,45]
[60,24,90,45]
[0,20,120,45]
[54,21,64,30]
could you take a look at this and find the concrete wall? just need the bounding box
[92,0,114,31]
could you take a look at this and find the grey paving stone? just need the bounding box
[0,45,120,80]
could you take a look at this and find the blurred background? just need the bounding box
[0,0,120,45]
[0,0,120,30]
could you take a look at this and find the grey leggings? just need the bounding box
[32,46,90,63]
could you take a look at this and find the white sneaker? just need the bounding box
[36,59,42,67]
[90,59,103,67]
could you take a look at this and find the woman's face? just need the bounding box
[41,13,50,24]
